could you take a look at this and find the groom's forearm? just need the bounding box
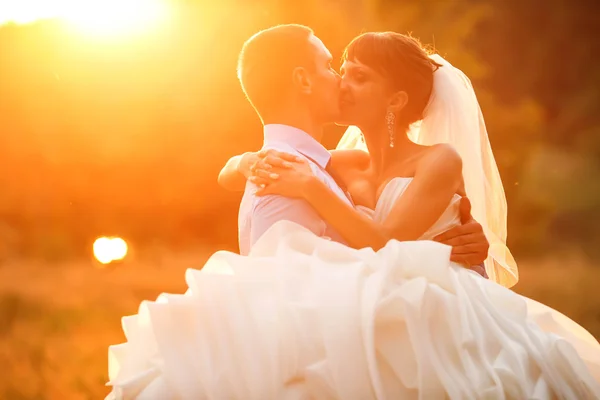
[218,152,257,192]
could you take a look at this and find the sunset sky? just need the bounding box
[0,0,170,37]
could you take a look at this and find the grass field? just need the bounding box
[1,250,598,399]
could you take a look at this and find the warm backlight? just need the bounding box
[0,0,168,37]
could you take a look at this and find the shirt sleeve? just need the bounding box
[250,194,327,247]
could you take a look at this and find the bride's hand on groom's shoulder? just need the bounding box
[250,153,315,199]
[433,196,490,267]
[250,148,302,174]
[236,149,302,180]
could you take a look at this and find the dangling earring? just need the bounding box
[386,111,396,148]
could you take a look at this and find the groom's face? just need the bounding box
[303,35,342,124]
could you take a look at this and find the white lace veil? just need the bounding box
[336,54,518,288]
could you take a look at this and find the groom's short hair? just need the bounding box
[237,24,314,120]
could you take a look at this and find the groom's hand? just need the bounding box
[433,196,489,266]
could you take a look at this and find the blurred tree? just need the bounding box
[465,0,600,255]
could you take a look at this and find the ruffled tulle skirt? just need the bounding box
[106,221,600,399]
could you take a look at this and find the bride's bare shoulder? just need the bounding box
[422,143,461,162]
[329,149,370,171]
[418,143,462,178]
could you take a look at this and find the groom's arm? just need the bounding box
[250,195,327,248]
[218,152,259,192]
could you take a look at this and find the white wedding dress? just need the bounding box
[106,178,600,399]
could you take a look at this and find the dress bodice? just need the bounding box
[358,177,462,240]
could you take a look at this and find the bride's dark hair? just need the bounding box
[342,32,442,133]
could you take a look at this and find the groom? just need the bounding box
[235,24,489,272]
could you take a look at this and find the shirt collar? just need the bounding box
[263,124,330,169]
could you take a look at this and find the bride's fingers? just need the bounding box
[248,175,270,186]
[251,159,281,173]
[279,153,304,162]
[255,182,279,196]
[265,156,294,169]
[257,155,297,169]
[250,160,272,173]
[251,169,280,181]
[259,149,304,162]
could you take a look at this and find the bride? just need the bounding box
[106,31,600,399]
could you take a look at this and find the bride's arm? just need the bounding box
[302,178,388,250]
[258,145,462,251]
[218,149,367,192]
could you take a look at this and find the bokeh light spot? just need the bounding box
[93,237,128,265]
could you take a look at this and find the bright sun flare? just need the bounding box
[93,237,128,265]
[0,0,168,37]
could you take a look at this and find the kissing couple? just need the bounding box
[105,25,600,399]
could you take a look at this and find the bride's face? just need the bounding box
[337,59,392,130]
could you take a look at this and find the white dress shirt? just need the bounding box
[238,124,352,255]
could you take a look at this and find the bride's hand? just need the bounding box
[237,149,302,180]
[250,156,315,199]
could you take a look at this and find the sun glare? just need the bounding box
[0,0,169,37]
[93,237,129,265]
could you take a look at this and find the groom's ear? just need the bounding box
[291,67,312,95]
[389,91,408,113]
